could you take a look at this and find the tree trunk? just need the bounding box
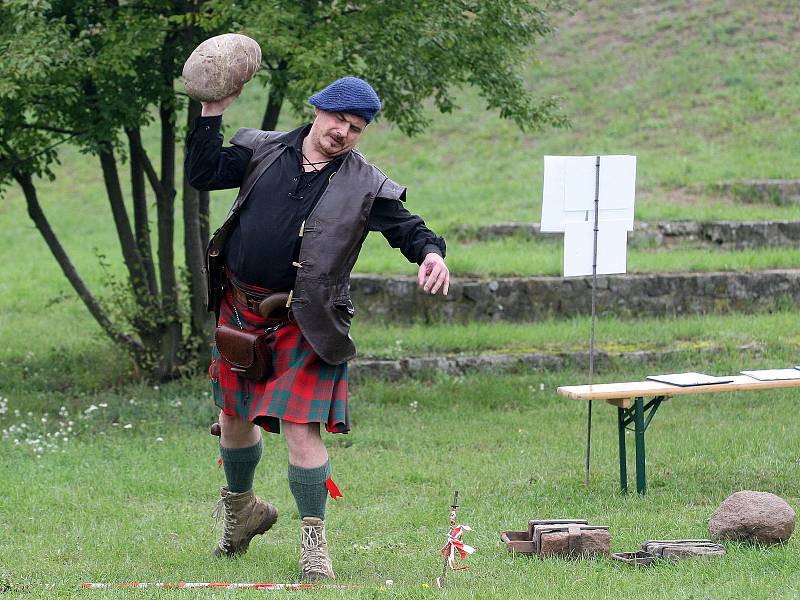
[183,98,213,345]
[13,171,144,357]
[261,63,288,131]
[97,144,153,312]
[155,100,181,379]
[199,189,210,248]
[127,127,159,298]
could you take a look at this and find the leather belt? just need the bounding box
[228,283,292,320]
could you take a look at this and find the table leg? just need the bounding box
[634,397,646,495]
[617,406,628,494]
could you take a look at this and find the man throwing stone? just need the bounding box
[185,77,449,580]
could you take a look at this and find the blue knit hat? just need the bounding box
[309,77,381,123]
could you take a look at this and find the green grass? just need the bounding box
[2,2,800,596]
[351,311,800,359]
[1,357,800,599]
[1,0,798,361]
[354,234,800,276]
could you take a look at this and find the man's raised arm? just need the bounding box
[184,88,251,191]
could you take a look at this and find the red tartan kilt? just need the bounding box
[209,290,349,434]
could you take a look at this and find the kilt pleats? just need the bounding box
[209,290,349,434]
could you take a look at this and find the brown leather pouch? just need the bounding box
[214,323,274,381]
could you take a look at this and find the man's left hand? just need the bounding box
[418,253,450,295]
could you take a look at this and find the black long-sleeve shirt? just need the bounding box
[185,116,445,290]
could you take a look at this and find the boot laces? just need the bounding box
[212,495,239,549]
[301,523,328,572]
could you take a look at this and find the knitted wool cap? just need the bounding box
[308,77,381,123]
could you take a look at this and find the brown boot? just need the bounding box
[299,517,335,580]
[211,487,278,557]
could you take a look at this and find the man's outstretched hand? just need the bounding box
[417,252,450,296]
[201,85,244,117]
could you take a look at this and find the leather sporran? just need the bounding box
[214,323,274,381]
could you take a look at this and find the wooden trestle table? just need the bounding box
[557,376,800,495]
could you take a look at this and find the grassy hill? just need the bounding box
[1,0,799,363]
[2,4,800,597]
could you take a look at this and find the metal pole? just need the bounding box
[436,490,459,589]
[617,407,628,494]
[584,156,601,487]
[634,398,646,495]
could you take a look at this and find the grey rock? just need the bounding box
[709,490,796,544]
[182,34,261,102]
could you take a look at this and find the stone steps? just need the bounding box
[709,180,800,206]
[454,220,800,249]
[351,344,758,381]
[350,269,800,322]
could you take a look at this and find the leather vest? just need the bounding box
[205,127,406,365]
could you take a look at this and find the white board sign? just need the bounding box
[541,155,637,277]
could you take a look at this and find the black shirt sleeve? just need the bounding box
[184,115,253,191]
[368,198,446,265]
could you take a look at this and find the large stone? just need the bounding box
[709,490,796,544]
[182,34,261,102]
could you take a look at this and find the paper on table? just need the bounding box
[741,369,800,381]
[563,219,628,277]
[646,372,734,387]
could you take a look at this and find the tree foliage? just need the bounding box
[213,0,567,133]
[0,0,566,379]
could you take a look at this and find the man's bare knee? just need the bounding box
[219,411,260,448]
[283,422,327,468]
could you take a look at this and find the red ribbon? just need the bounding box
[325,477,343,500]
[440,525,475,570]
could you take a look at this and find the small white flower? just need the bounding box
[84,405,98,414]
[155,437,164,442]
[98,403,107,408]
[124,424,133,429]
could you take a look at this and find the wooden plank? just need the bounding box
[558,375,800,401]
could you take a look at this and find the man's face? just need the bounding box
[308,108,366,158]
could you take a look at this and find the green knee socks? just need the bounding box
[220,439,263,493]
[288,460,331,519]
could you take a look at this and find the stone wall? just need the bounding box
[350,346,742,381]
[457,221,800,249]
[710,180,800,205]
[350,270,800,322]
